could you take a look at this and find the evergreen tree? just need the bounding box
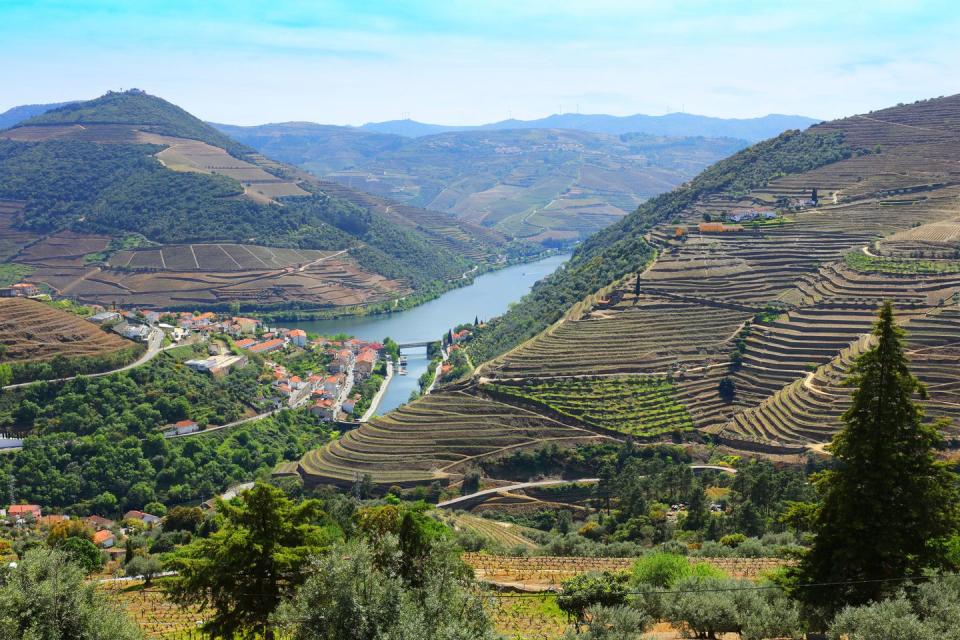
[634,272,641,300]
[167,484,340,639]
[793,302,960,619]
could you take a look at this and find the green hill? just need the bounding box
[217,122,747,243]
[0,91,513,306]
[17,89,250,156]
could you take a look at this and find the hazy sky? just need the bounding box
[3,0,959,126]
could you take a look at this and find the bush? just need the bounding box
[561,605,650,640]
[720,533,746,548]
[557,571,629,629]
[660,575,801,640]
[0,548,140,639]
[631,553,691,589]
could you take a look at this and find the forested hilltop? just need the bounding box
[0,90,515,309]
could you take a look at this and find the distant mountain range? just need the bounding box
[358,112,820,142]
[0,100,815,243]
[3,101,817,143]
[215,123,748,242]
[0,101,77,130]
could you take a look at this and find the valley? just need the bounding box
[0,91,513,312]
[219,123,748,242]
[296,94,960,489]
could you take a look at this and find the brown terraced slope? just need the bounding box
[0,90,513,310]
[299,94,960,487]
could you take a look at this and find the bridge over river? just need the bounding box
[397,341,434,350]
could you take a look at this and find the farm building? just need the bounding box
[85,515,115,530]
[0,283,40,297]
[7,505,41,520]
[730,210,777,223]
[163,419,199,437]
[93,529,116,548]
[0,434,23,450]
[124,510,162,525]
[89,311,122,324]
[115,323,151,341]
[248,338,286,354]
[185,354,248,377]
[698,222,744,233]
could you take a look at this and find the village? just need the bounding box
[102,309,391,429]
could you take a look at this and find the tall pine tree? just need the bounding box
[794,301,959,619]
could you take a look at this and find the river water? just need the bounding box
[288,252,570,415]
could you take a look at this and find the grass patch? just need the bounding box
[845,251,960,275]
[0,264,35,287]
[484,376,694,437]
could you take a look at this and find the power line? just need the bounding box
[128,571,941,600]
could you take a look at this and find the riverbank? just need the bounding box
[360,359,393,422]
[287,253,571,415]
[252,249,563,324]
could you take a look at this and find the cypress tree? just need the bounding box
[794,301,959,619]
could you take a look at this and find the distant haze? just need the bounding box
[357,112,819,142]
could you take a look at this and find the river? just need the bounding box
[288,252,570,415]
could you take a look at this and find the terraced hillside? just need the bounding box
[0,297,140,367]
[298,94,960,488]
[297,390,607,486]
[221,123,748,243]
[0,90,514,310]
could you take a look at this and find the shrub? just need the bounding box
[557,571,629,629]
[720,533,746,548]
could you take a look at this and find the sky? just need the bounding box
[2,0,959,126]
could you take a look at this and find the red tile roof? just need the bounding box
[93,529,115,545]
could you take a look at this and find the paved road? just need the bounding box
[165,408,281,438]
[438,478,600,509]
[359,359,393,422]
[437,465,737,510]
[2,327,166,391]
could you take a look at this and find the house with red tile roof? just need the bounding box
[86,515,115,530]
[355,348,378,378]
[234,338,258,350]
[310,398,336,421]
[7,504,41,520]
[288,329,307,347]
[124,510,162,525]
[93,529,116,548]
[249,338,286,354]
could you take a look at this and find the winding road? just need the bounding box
[437,464,737,510]
[2,327,166,391]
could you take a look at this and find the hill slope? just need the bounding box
[217,122,747,242]
[298,93,960,487]
[0,90,512,310]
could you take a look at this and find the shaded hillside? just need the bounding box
[219,122,746,242]
[0,90,511,309]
